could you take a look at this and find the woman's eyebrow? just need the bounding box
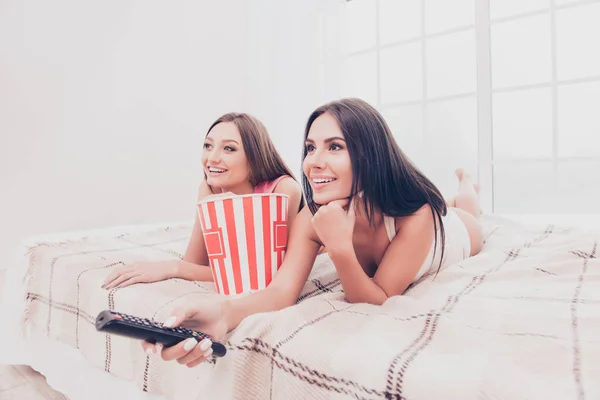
[305,137,345,143]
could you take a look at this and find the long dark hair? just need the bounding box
[206,113,304,208]
[302,98,447,271]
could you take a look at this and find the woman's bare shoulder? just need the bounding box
[273,176,302,195]
[197,180,214,201]
[394,203,434,231]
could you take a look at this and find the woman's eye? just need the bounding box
[329,143,343,151]
[203,143,212,150]
[305,144,315,153]
[224,146,236,152]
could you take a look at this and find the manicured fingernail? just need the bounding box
[183,338,197,351]
[164,316,176,327]
[155,344,163,353]
[203,348,213,358]
[145,347,153,356]
[199,338,212,352]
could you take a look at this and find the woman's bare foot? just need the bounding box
[451,168,482,217]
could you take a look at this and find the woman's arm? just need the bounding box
[224,206,321,331]
[102,181,215,289]
[327,248,388,305]
[332,205,434,305]
[272,177,304,236]
[371,206,435,299]
[142,207,321,365]
[174,180,216,281]
[314,199,435,305]
[309,198,388,305]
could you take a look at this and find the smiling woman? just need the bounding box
[101,113,303,294]
[203,123,253,194]
[139,97,485,368]
[303,115,353,204]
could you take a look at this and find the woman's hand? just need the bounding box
[142,298,230,368]
[311,198,355,253]
[102,260,180,290]
[203,191,236,200]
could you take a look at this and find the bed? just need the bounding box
[1,214,599,399]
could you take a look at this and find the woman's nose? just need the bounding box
[307,150,325,169]
[207,149,221,163]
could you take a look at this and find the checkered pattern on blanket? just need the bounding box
[21,216,600,399]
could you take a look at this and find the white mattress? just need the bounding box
[0,221,180,400]
[498,213,600,231]
[1,213,599,399]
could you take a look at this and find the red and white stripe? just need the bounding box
[197,194,288,295]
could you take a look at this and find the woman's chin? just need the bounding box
[312,195,343,206]
[206,176,225,186]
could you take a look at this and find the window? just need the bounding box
[335,0,600,214]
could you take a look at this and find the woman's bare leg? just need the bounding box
[451,168,481,218]
[449,169,483,255]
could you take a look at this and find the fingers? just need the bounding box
[206,191,235,200]
[145,338,213,368]
[160,340,190,361]
[102,266,133,288]
[322,198,355,215]
[176,338,213,366]
[103,272,138,290]
[114,275,143,289]
[141,341,154,354]
[161,337,212,362]
[313,199,346,219]
[327,199,350,209]
[162,308,187,328]
[141,341,163,356]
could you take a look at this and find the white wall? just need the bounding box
[0,0,336,269]
[242,0,340,177]
[2,0,599,271]
[0,0,250,267]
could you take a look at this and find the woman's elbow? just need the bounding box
[345,293,389,306]
[346,298,387,306]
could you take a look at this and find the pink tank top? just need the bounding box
[253,175,289,194]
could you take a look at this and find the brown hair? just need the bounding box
[206,113,303,206]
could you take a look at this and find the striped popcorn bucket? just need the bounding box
[197,193,289,296]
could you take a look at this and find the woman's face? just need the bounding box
[303,113,353,205]
[201,122,250,191]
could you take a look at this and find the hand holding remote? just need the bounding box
[143,298,230,368]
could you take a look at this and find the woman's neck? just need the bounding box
[352,202,384,232]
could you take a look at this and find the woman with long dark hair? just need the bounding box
[139,98,483,365]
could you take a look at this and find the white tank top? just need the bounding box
[382,209,471,281]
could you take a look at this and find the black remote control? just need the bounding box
[95,310,227,358]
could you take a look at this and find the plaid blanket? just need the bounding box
[21,216,600,400]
